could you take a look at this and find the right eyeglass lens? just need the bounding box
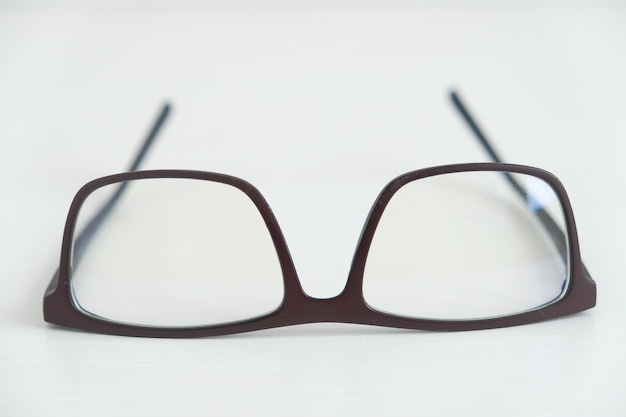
[69,177,285,328]
[362,170,569,321]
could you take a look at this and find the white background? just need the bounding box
[1,1,625,415]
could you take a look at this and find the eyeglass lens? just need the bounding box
[69,178,285,327]
[363,171,569,320]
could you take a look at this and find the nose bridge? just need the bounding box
[282,284,369,325]
[273,178,374,300]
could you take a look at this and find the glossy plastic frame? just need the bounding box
[43,91,596,337]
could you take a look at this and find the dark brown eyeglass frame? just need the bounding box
[43,91,596,338]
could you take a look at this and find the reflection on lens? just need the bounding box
[70,178,284,327]
[362,171,569,321]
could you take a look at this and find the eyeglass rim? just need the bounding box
[43,163,596,337]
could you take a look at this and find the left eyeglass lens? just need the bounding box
[362,170,569,321]
[69,178,285,327]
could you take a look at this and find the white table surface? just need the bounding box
[1,1,625,416]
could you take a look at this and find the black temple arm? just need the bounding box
[46,103,171,295]
[449,90,591,281]
[73,104,171,260]
[127,104,171,172]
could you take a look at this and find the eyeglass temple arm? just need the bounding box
[46,104,171,295]
[449,90,592,282]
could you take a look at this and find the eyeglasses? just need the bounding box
[43,91,596,337]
